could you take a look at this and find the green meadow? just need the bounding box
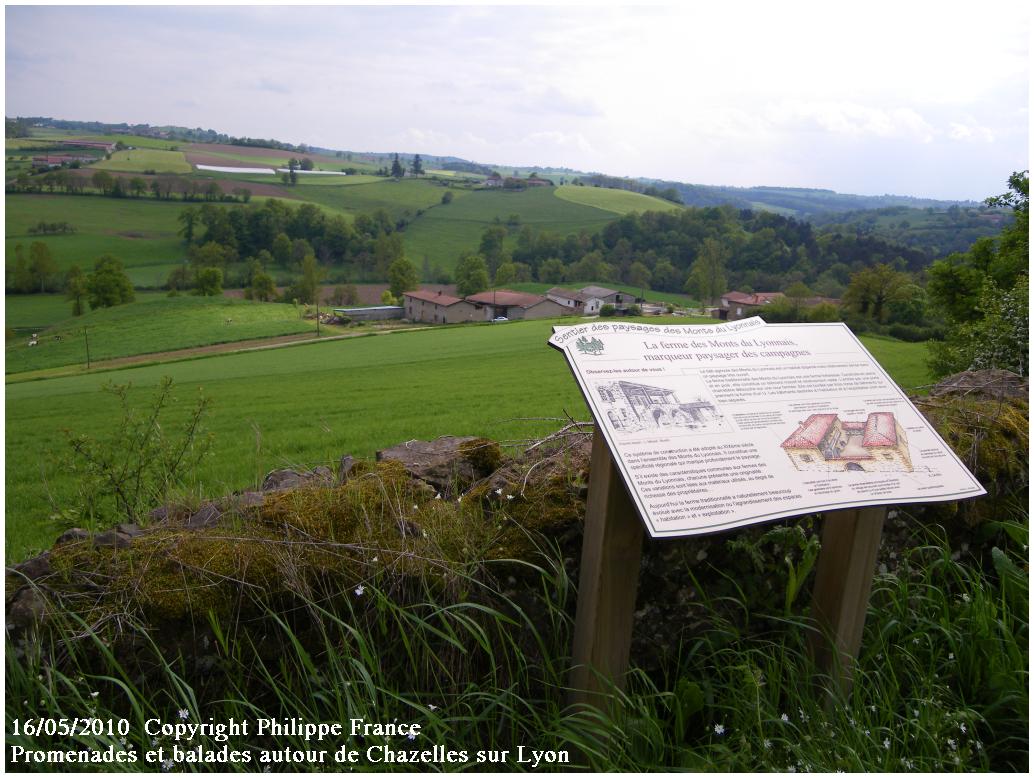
[5,295,314,375]
[5,194,188,284]
[93,148,192,174]
[555,184,683,214]
[5,317,930,560]
[5,291,168,330]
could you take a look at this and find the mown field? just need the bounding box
[92,148,193,174]
[555,184,683,214]
[4,295,315,375]
[5,317,930,560]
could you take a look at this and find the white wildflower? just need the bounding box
[763,739,772,749]
[434,493,441,500]
[354,584,365,596]
[494,488,503,495]
[961,592,970,603]
[948,652,954,660]
[90,691,100,698]
[178,708,188,720]
[959,722,966,734]
[428,704,437,711]
[407,732,417,740]
[713,723,725,736]
[883,738,890,749]
[947,737,957,750]
[781,713,790,722]
[506,494,514,500]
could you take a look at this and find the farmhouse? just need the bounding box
[780,412,913,472]
[402,290,479,324]
[715,291,785,320]
[546,287,604,315]
[580,286,630,308]
[465,290,567,320]
[596,380,722,432]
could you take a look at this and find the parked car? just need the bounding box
[492,316,509,323]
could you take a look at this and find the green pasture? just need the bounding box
[79,134,181,150]
[93,148,192,174]
[5,291,167,330]
[186,148,296,168]
[293,177,448,220]
[4,317,930,559]
[404,186,617,272]
[555,184,683,214]
[4,295,314,375]
[5,194,188,278]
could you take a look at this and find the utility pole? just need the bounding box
[84,326,91,370]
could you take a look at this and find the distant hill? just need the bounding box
[574,173,978,218]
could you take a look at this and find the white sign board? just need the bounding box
[550,318,985,537]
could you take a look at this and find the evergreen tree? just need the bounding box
[410,154,424,177]
[390,153,404,179]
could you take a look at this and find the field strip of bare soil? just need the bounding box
[5,325,435,384]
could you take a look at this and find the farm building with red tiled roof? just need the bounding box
[781,412,912,472]
[402,289,479,324]
[464,289,568,320]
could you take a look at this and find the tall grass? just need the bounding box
[6,511,1026,771]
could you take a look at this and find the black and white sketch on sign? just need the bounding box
[594,380,728,435]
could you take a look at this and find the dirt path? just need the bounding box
[6,326,432,383]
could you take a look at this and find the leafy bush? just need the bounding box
[599,304,616,317]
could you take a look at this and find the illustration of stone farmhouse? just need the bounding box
[596,381,723,432]
[780,412,913,472]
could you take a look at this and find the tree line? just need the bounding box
[8,169,253,203]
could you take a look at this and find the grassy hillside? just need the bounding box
[5,316,930,559]
[293,177,448,220]
[404,186,617,272]
[4,295,314,375]
[555,184,682,214]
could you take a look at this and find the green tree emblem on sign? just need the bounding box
[575,336,605,355]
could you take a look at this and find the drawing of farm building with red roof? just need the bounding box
[781,412,912,472]
[596,380,725,433]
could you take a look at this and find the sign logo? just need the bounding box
[575,335,605,355]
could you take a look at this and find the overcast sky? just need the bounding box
[5,2,1029,200]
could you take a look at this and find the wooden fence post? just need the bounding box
[809,505,887,697]
[568,424,644,711]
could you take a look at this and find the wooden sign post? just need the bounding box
[568,426,643,710]
[551,319,985,711]
[567,425,887,709]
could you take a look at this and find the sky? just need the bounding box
[4,2,1030,200]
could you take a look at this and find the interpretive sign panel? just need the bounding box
[550,317,985,537]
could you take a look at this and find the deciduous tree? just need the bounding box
[28,241,59,293]
[454,252,489,297]
[387,256,419,298]
[86,255,135,309]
